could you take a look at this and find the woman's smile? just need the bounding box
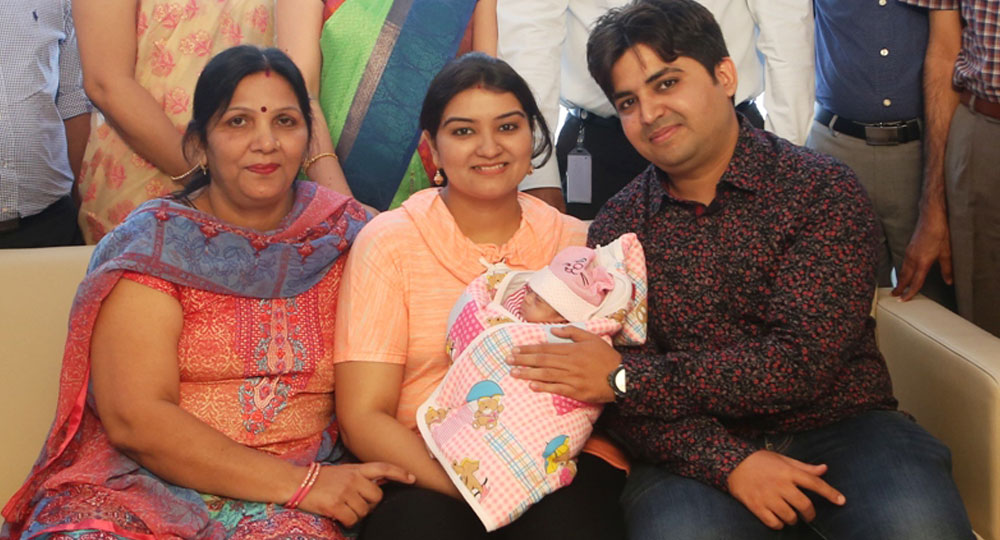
[247,162,280,174]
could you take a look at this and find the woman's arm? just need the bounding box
[73,0,190,176]
[335,362,461,497]
[472,0,498,55]
[91,279,411,525]
[275,1,353,196]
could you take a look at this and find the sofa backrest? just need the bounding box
[0,246,94,512]
[877,289,1000,540]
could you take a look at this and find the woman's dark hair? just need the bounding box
[587,0,730,101]
[419,52,553,170]
[174,46,313,199]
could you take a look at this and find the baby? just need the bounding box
[502,245,620,325]
[417,234,647,531]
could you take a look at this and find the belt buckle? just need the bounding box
[864,124,901,146]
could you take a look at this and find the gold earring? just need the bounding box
[528,165,535,175]
[433,169,444,186]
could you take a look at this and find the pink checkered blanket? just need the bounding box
[416,233,647,531]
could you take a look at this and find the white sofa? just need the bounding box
[1,246,997,538]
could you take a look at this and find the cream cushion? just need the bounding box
[0,246,93,525]
[876,288,1000,540]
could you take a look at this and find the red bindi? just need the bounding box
[264,68,271,77]
[260,106,267,112]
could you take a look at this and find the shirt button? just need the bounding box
[880,48,889,57]
[879,0,887,4]
[883,98,892,107]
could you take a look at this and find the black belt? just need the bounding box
[0,216,18,233]
[815,107,921,146]
[0,195,74,234]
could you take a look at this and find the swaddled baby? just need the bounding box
[417,233,647,531]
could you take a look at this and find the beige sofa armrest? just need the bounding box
[876,288,1000,540]
[0,246,94,513]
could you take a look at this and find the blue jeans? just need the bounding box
[621,411,974,539]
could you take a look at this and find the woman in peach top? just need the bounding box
[73,0,356,243]
[334,53,626,539]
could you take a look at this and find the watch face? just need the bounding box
[614,367,627,393]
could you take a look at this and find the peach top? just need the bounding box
[335,188,626,469]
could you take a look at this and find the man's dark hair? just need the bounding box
[587,0,730,101]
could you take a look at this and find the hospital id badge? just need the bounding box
[566,147,592,204]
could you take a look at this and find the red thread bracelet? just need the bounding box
[285,462,322,510]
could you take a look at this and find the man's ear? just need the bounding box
[714,57,739,99]
[421,130,441,169]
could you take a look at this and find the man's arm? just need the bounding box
[64,114,90,203]
[516,166,881,424]
[497,0,567,209]
[893,8,961,300]
[748,0,815,144]
[618,174,880,422]
[58,0,92,193]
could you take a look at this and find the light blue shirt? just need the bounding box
[0,0,91,221]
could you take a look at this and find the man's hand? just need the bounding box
[893,198,953,301]
[523,187,566,213]
[727,450,846,530]
[506,325,620,403]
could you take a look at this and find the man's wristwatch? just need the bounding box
[608,364,627,399]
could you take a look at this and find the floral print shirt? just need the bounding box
[589,117,897,490]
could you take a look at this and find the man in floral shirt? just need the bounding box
[508,0,974,537]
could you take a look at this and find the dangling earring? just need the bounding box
[433,169,445,186]
[528,165,535,175]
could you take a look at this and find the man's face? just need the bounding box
[609,43,738,177]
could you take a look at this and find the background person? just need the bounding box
[0,0,90,248]
[278,0,497,212]
[896,0,1000,337]
[807,0,955,309]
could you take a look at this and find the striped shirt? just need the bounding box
[0,0,90,221]
[898,0,1000,102]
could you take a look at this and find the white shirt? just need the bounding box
[0,0,90,220]
[499,0,815,191]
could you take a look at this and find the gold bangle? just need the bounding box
[303,152,338,171]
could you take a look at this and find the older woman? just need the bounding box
[73,0,356,243]
[0,47,410,540]
[333,53,627,539]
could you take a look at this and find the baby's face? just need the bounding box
[522,288,568,323]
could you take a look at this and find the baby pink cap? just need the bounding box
[528,246,615,321]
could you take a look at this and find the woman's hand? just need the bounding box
[298,463,414,526]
